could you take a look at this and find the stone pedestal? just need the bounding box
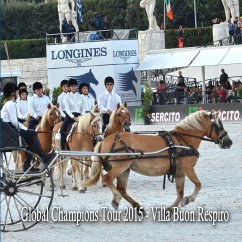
[213,23,229,43]
[138,30,165,63]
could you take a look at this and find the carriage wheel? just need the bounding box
[0,147,54,232]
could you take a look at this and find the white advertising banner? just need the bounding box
[46,40,140,105]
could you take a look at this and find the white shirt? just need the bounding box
[28,94,51,118]
[16,99,28,120]
[57,92,68,118]
[81,94,95,115]
[1,100,27,130]
[98,90,121,113]
[64,92,85,119]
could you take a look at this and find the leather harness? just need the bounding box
[101,131,200,189]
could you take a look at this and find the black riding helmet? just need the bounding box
[79,83,89,93]
[3,83,18,98]
[68,78,77,87]
[33,81,43,90]
[60,79,68,87]
[17,82,27,90]
[104,76,114,85]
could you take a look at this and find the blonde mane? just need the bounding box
[77,112,102,132]
[38,106,59,129]
[109,105,129,124]
[175,110,209,131]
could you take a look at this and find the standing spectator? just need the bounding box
[156,80,166,105]
[28,82,51,130]
[176,71,186,104]
[67,20,76,42]
[79,83,95,115]
[94,12,103,30]
[57,79,69,121]
[205,81,215,103]
[98,76,121,132]
[177,25,184,48]
[102,16,111,39]
[228,19,235,44]
[219,69,228,85]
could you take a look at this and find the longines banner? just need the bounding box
[46,40,140,105]
[129,103,242,124]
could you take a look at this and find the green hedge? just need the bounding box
[0,39,46,60]
[0,27,213,60]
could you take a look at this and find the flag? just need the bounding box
[77,0,83,23]
[165,0,174,20]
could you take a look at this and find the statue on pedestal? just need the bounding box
[57,0,79,33]
[140,0,160,31]
[221,0,240,23]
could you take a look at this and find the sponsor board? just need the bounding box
[129,103,242,124]
[46,40,140,105]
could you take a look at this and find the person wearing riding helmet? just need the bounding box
[98,76,121,132]
[79,83,95,115]
[28,81,51,129]
[60,78,85,150]
[57,79,69,121]
[1,83,56,172]
[16,88,29,124]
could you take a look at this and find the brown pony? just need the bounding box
[82,110,232,214]
[14,104,61,170]
[104,102,131,137]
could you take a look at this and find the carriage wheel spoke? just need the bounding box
[0,178,8,187]
[3,195,14,227]
[13,196,26,230]
[15,194,35,211]
[16,178,43,188]
[17,188,51,199]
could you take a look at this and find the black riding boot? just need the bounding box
[23,149,40,172]
[32,135,56,166]
[60,134,66,150]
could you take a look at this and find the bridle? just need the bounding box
[48,109,61,127]
[89,116,103,143]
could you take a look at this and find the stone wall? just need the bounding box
[1,57,47,86]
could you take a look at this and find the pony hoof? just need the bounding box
[60,185,66,189]
[181,197,189,207]
[165,207,174,217]
[79,189,86,193]
[72,187,78,191]
[84,187,87,191]
[102,183,107,187]
[111,200,119,210]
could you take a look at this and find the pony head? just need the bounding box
[176,110,232,149]
[77,111,103,144]
[110,102,131,132]
[207,110,232,149]
[39,104,61,128]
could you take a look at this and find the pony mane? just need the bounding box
[109,104,129,124]
[38,106,58,129]
[77,112,102,132]
[175,110,209,131]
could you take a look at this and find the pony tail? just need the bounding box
[81,142,102,187]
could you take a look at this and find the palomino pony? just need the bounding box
[82,110,232,214]
[14,104,61,170]
[104,102,131,137]
[53,104,103,191]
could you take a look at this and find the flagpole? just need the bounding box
[163,0,166,30]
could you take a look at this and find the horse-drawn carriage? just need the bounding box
[0,109,232,232]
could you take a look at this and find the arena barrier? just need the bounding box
[129,103,242,124]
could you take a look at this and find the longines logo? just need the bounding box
[51,47,107,66]
[113,50,137,62]
[66,58,92,67]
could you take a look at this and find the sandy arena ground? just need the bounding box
[2,122,242,242]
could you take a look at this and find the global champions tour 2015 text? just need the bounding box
[21,206,229,226]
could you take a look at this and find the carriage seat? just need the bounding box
[0,119,26,148]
